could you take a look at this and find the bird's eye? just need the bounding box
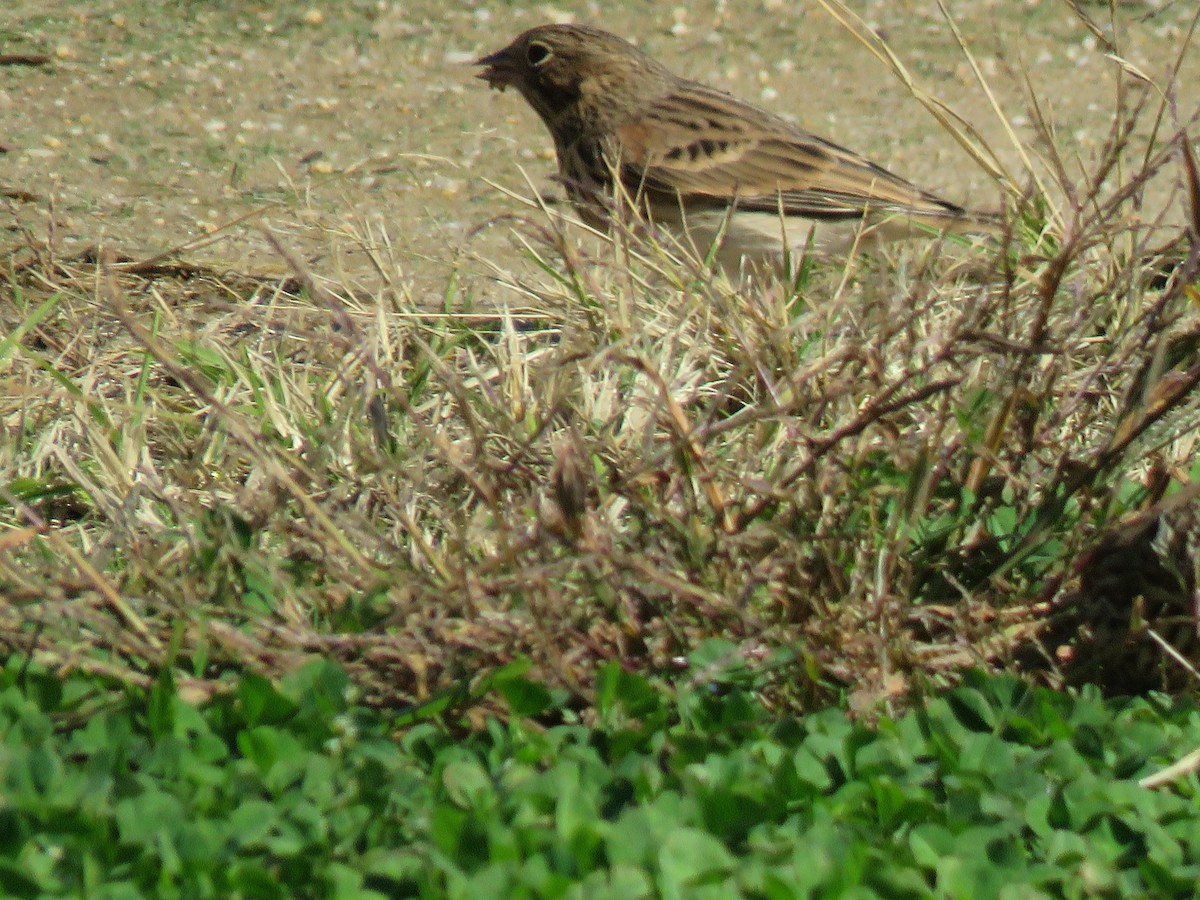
[526,42,552,66]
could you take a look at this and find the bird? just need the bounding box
[1041,487,1200,696]
[475,23,998,278]
[1061,498,1200,694]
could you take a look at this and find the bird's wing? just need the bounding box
[614,82,974,224]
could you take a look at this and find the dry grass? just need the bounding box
[3,9,1199,720]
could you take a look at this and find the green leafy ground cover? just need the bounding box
[3,661,1198,898]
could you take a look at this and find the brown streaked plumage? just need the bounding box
[1059,497,1200,694]
[476,24,998,275]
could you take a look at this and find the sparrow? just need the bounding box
[476,24,998,276]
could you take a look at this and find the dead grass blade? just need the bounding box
[812,0,1021,202]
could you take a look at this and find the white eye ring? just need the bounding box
[527,42,552,66]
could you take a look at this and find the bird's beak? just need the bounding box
[474,46,518,90]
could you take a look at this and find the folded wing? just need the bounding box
[615,82,979,226]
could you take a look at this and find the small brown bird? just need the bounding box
[476,24,997,276]
[1064,498,1200,694]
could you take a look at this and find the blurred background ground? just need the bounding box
[3,0,1197,306]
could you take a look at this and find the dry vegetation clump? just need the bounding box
[2,26,1200,721]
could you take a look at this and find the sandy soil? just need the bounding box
[3,0,1197,305]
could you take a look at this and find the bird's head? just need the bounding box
[476,24,671,128]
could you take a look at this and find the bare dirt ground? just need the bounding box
[3,0,1198,305]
